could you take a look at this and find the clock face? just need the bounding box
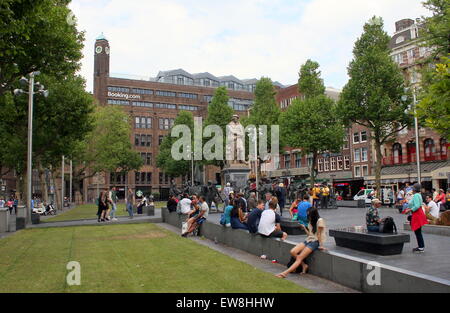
[105,46,110,55]
[95,46,103,54]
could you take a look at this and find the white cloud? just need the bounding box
[69,0,430,92]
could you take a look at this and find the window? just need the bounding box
[353,132,360,144]
[135,117,152,129]
[177,93,198,99]
[354,166,361,178]
[395,36,405,44]
[156,90,176,97]
[424,138,435,160]
[135,117,141,129]
[131,88,153,95]
[361,148,368,162]
[132,101,153,108]
[146,153,152,166]
[440,138,448,158]
[307,156,313,168]
[337,156,343,170]
[284,155,291,169]
[318,159,324,172]
[134,134,140,146]
[159,118,173,130]
[146,135,151,147]
[135,172,152,184]
[179,105,198,111]
[295,153,302,168]
[360,131,367,142]
[147,173,152,184]
[108,86,129,93]
[140,134,146,147]
[362,165,369,176]
[135,172,140,184]
[343,135,349,149]
[155,103,177,109]
[330,157,336,171]
[344,156,350,170]
[324,158,330,172]
[146,117,152,129]
[159,135,164,146]
[354,148,361,163]
[107,99,129,106]
[159,173,164,184]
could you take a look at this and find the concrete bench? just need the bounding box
[404,222,450,237]
[280,217,306,235]
[329,227,410,256]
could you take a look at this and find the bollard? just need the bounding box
[0,208,9,232]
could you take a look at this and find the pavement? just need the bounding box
[158,223,358,293]
[209,206,450,281]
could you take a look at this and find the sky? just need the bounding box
[69,0,431,92]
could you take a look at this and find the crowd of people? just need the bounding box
[170,187,327,277]
[0,196,18,215]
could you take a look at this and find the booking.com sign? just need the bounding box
[170,117,280,161]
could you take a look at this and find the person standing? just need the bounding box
[320,184,330,210]
[404,183,428,253]
[125,188,134,219]
[275,183,286,216]
[446,188,450,211]
[312,184,321,209]
[108,186,118,221]
[167,194,178,213]
[223,183,233,209]
[97,190,109,222]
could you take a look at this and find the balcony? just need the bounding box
[382,153,448,166]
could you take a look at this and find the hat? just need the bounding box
[279,183,284,187]
[372,198,382,205]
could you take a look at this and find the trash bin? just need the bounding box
[31,212,40,224]
[16,217,26,230]
[0,208,9,232]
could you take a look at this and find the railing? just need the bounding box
[382,153,448,166]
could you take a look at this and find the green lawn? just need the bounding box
[44,202,166,222]
[0,223,310,293]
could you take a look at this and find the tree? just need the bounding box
[156,111,195,178]
[203,86,234,174]
[337,17,413,196]
[0,74,94,204]
[70,105,143,201]
[280,60,345,186]
[242,78,281,172]
[416,57,450,140]
[419,0,450,58]
[0,0,84,95]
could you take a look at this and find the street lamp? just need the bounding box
[402,87,421,183]
[13,71,49,224]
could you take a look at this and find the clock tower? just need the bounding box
[93,33,110,103]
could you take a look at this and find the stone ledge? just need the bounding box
[403,222,450,237]
[162,208,450,293]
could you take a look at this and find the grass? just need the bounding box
[43,202,166,222]
[0,223,311,293]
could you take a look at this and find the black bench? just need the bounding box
[329,227,410,256]
[280,217,306,235]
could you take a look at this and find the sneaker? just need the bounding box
[112,218,118,221]
[413,247,425,253]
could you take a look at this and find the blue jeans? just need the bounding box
[367,225,381,232]
[110,202,117,218]
[126,203,134,217]
[230,217,249,231]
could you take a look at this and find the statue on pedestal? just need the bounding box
[226,115,247,166]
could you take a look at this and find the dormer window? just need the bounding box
[395,36,405,44]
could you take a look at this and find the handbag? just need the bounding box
[181,222,188,234]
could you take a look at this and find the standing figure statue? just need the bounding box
[226,115,246,165]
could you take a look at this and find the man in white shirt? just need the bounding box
[425,194,440,221]
[183,196,209,237]
[258,201,287,241]
[179,194,192,215]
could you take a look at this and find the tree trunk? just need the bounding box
[374,137,383,199]
[38,162,49,204]
[51,168,61,211]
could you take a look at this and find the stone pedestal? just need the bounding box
[222,164,251,192]
[0,208,9,233]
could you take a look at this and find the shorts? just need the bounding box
[304,240,320,251]
[196,217,206,225]
[268,229,284,238]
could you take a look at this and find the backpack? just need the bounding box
[380,216,397,234]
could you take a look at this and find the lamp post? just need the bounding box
[402,87,421,184]
[14,72,48,224]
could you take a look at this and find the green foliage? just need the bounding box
[419,0,450,58]
[417,56,450,140]
[72,105,143,180]
[243,77,281,162]
[203,86,233,169]
[0,0,84,95]
[280,60,345,185]
[156,111,194,177]
[337,17,413,193]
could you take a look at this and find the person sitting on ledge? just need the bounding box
[182,196,209,237]
[366,198,383,232]
[276,208,326,278]
[258,200,287,241]
[230,199,249,231]
[247,200,265,234]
